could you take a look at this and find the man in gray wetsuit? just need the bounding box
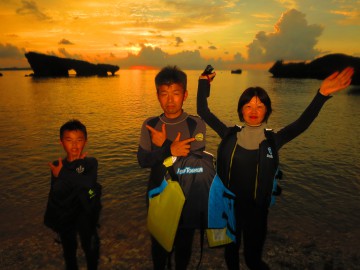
[137,66,206,270]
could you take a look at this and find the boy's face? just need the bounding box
[60,130,87,161]
[157,83,188,119]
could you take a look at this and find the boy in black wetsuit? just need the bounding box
[137,66,206,269]
[46,119,100,270]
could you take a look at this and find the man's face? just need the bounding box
[157,83,188,119]
[60,130,87,161]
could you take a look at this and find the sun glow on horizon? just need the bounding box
[129,65,157,70]
[0,1,359,69]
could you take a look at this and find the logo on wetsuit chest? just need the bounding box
[195,133,204,141]
[266,147,273,159]
[76,165,85,174]
[176,167,204,174]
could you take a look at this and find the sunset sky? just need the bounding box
[0,0,359,69]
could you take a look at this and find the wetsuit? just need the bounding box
[49,157,100,270]
[137,112,206,270]
[197,79,331,270]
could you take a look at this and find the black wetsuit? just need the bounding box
[49,157,100,270]
[197,79,331,270]
[137,112,206,270]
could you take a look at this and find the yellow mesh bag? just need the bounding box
[147,179,185,252]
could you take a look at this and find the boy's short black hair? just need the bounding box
[237,87,272,123]
[60,119,87,140]
[155,66,187,93]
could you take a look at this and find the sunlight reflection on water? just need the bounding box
[0,70,359,250]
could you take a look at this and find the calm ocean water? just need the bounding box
[0,69,359,258]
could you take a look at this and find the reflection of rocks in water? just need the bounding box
[25,52,119,77]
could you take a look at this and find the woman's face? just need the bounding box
[242,96,267,126]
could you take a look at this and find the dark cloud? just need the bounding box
[246,9,323,63]
[0,43,25,58]
[175,37,183,47]
[16,0,51,20]
[115,45,242,70]
[233,52,246,62]
[159,0,238,28]
[57,48,82,60]
[58,39,74,45]
[113,9,325,69]
[115,45,205,69]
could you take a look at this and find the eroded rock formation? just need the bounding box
[269,54,360,85]
[25,52,119,77]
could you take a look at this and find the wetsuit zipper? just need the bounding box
[254,159,259,200]
[227,140,238,188]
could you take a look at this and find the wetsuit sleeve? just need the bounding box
[197,79,228,138]
[137,120,172,168]
[50,159,64,191]
[274,90,332,149]
[195,117,206,136]
[189,116,207,151]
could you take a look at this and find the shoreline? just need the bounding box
[1,219,359,270]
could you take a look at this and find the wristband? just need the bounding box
[163,156,177,167]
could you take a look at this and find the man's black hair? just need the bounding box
[155,66,187,93]
[60,119,87,140]
[237,87,272,123]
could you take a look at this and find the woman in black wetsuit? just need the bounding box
[197,67,353,270]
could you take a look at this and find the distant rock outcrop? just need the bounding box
[25,52,119,77]
[269,54,360,85]
[231,69,242,74]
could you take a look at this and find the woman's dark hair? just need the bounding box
[155,66,187,93]
[60,119,87,140]
[237,87,272,123]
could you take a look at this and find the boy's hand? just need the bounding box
[48,158,63,178]
[170,132,195,157]
[80,152,88,159]
[146,123,167,147]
